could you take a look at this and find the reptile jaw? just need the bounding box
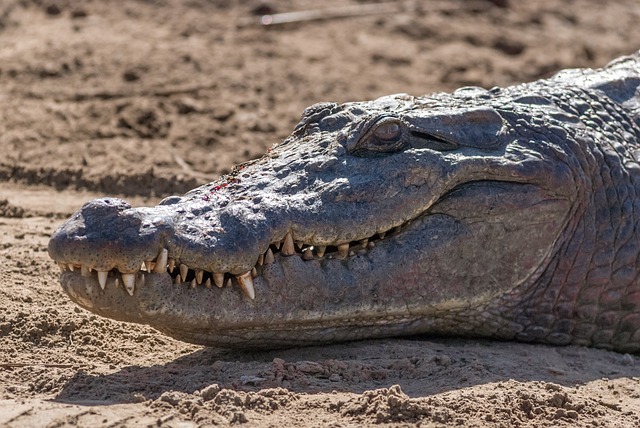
[55,217,415,300]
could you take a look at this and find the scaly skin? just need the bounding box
[48,52,640,351]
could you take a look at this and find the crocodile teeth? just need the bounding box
[174,275,180,285]
[138,273,145,287]
[97,271,108,290]
[68,264,75,271]
[154,248,168,273]
[225,278,232,288]
[303,247,313,260]
[144,260,153,272]
[81,265,91,277]
[115,278,120,288]
[236,271,255,300]
[338,243,349,258]
[359,238,368,247]
[190,278,197,288]
[281,232,295,256]
[316,246,326,257]
[179,264,189,282]
[205,278,212,288]
[122,273,135,295]
[257,254,264,266]
[295,241,304,250]
[195,269,204,284]
[213,273,225,288]
[264,248,275,264]
[168,258,176,273]
[379,232,386,239]
[251,267,257,278]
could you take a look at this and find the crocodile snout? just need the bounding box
[48,197,171,293]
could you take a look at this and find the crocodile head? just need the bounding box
[49,86,586,348]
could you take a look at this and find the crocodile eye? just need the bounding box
[373,121,401,141]
[353,119,406,155]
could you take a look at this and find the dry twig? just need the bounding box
[238,1,496,27]
[0,363,86,369]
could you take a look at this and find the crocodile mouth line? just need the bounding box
[56,217,417,301]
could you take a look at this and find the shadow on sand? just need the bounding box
[53,337,638,404]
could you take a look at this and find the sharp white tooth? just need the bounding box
[205,278,212,288]
[274,240,283,250]
[97,271,108,289]
[168,258,176,272]
[58,263,66,273]
[264,248,275,264]
[122,273,135,295]
[349,251,355,257]
[257,254,264,266]
[141,261,147,271]
[236,271,255,300]
[144,260,153,272]
[195,269,204,284]
[379,232,386,239]
[251,267,258,277]
[179,264,189,282]
[303,247,313,260]
[316,246,326,257]
[190,278,197,288]
[282,232,295,256]
[154,248,168,273]
[338,243,349,258]
[213,273,225,288]
[359,238,368,247]
[225,278,232,288]
[68,264,75,271]
[81,265,91,277]
[174,275,181,285]
[115,278,120,288]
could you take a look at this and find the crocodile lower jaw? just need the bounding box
[56,217,413,300]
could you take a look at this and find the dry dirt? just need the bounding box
[1,0,640,426]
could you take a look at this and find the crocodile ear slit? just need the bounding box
[408,130,459,151]
[404,106,505,150]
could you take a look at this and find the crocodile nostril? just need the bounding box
[159,195,182,206]
[81,198,132,217]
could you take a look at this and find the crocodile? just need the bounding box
[48,52,640,351]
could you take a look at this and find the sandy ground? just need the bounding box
[2,0,640,426]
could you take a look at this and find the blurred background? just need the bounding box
[0,0,639,199]
[2,3,640,424]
